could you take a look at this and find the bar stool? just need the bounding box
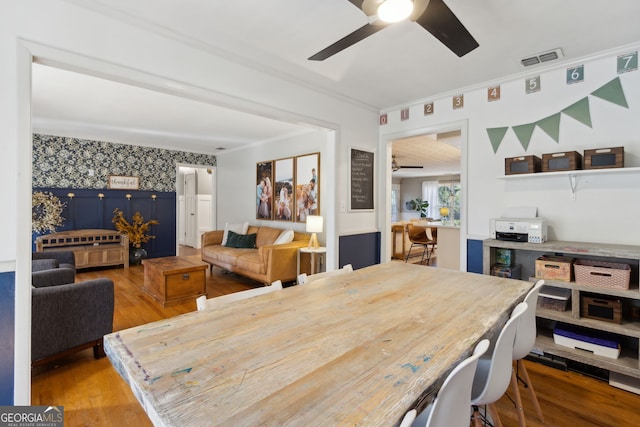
[405,223,436,265]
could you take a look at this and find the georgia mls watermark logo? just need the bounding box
[0,406,63,427]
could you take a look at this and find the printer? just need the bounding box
[490,218,547,243]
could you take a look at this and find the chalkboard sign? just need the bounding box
[349,148,374,210]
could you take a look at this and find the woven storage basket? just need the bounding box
[574,259,631,290]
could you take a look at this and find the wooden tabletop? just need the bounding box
[104,262,532,426]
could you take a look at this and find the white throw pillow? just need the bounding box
[222,222,249,246]
[274,229,295,245]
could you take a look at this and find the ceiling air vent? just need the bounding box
[521,48,563,67]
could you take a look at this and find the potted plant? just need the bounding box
[112,208,159,264]
[407,197,430,218]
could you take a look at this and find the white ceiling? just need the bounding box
[392,131,461,178]
[32,0,640,170]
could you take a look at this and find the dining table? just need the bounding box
[104,262,532,427]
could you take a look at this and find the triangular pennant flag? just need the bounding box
[487,127,509,153]
[591,77,628,108]
[536,113,562,142]
[562,97,592,128]
[512,123,536,151]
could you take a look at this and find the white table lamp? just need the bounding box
[306,215,323,249]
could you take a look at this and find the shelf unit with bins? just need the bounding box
[483,238,640,379]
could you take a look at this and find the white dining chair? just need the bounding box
[297,273,309,285]
[406,338,490,427]
[470,302,528,427]
[196,280,283,311]
[399,409,417,427]
[510,280,545,427]
[297,264,354,285]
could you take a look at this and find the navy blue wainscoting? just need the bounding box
[466,239,484,274]
[338,232,381,270]
[0,271,15,404]
[32,188,176,259]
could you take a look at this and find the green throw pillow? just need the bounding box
[224,230,257,248]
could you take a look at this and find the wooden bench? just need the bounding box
[36,229,129,269]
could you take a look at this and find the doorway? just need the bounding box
[383,122,467,270]
[177,166,216,250]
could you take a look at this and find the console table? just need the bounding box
[36,229,129,269]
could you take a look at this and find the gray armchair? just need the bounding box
[32,251,76,287]
[31,278,114,365]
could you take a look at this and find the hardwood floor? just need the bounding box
[31,249,639,426]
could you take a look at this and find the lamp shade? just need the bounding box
[439,207,449,217]
[306,215,323,233]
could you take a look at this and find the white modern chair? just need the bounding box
[404,338,491,427]
[470,302,528,427]
[510,280,545,427]
[297,264,353,285]
[399,409,417,427]
[296,273,308,285]
[196,280,283,311]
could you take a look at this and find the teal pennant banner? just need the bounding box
[488,76,627,153]
[487,127,509,153]
[536,113,562,142]
[591,77,629,108]
[512,123,536,151]
[562,97,592,128]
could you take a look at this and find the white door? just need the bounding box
[178,195,186,245]
[185,173,198,248]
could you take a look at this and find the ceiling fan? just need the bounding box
[392,154,423,172]
[309,0,479,61]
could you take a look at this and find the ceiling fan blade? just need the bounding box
[308,23,387,61]
[415,0,479,57]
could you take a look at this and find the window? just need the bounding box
[421,180,439,219]
[438,181,460,224]
[391,184,400,222]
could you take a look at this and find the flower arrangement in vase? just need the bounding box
[112,208,159,264]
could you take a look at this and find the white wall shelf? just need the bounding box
[497,167,640,199]
[497,166,640,180]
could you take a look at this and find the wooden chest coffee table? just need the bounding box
[142,256,207,307]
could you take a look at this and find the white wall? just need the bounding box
[216,129,340,267]
[381,45,640,247]
[2,0,379,403]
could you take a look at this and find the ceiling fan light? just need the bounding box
[378,0,414,23]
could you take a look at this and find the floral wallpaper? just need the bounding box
[33,134,217,192]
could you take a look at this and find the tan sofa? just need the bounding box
[201,226,310,285]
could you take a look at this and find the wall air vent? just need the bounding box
[521,48,564,67]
